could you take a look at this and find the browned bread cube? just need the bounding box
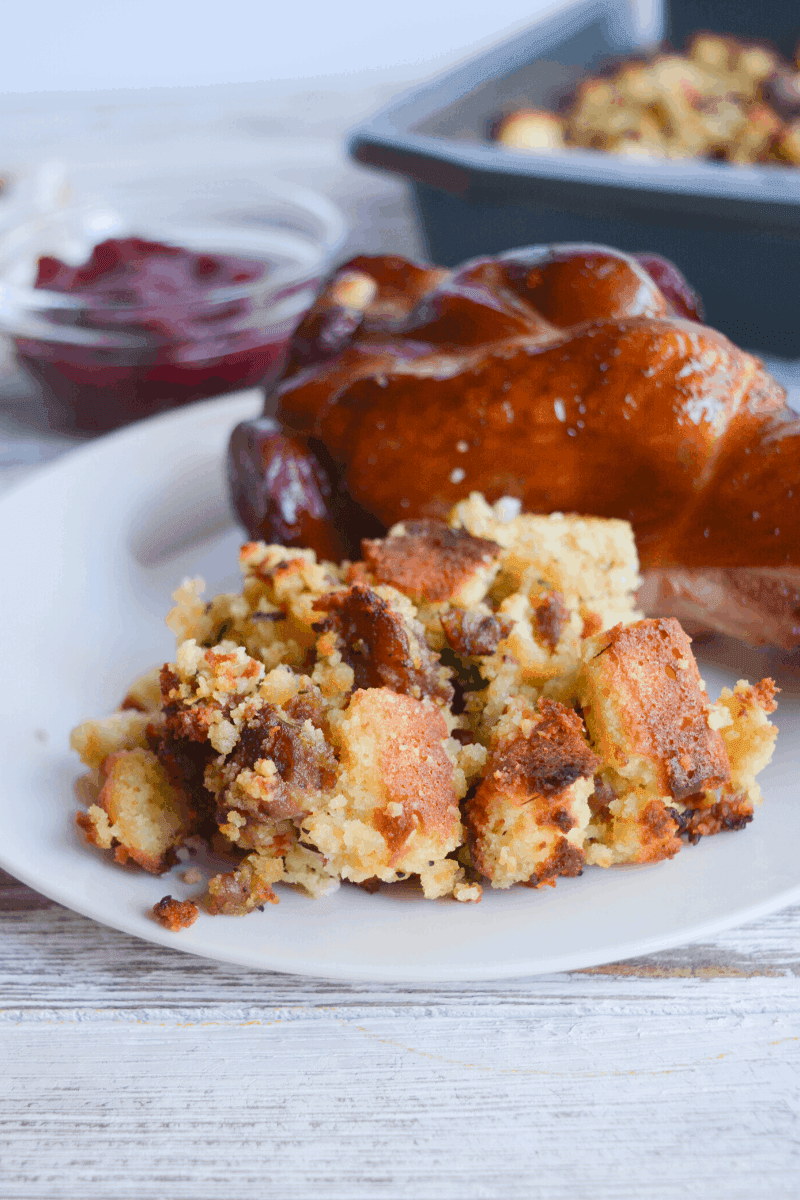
[301,687,465,896]
[709,678,779,806]
[579,618,730,801]
[466,698,599,888]
[76,748,195,874]
[361,519,501,606]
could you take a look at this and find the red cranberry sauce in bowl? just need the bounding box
[0,176,345,432]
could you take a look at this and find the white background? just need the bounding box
[0,0,657,94]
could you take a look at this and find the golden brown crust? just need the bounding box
[671,796,758,844]
[296,686,463,890]
[581,612,604,638]
[361,520,500,603]
[490,698,600,799]
[533,838,585,886]
[151,896,199,931]
[75,811,107,850]
[467,698,599,887]
[673,794,754,842]
[741,678,778,715]
[588,774,617,819]
[581,618,731,800]
[350,689,457,859]
[638,798,683,861]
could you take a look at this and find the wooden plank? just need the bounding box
[2,1002,798,1199]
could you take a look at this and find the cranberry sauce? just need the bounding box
[17,237,289,432]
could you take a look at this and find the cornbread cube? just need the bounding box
[466,698,599,888]
[300,688,464,892]
[614,62,660,105]
[361,519,501,606]
[492,588,584,684]
[569,80,642,148]
[777,121,800,165]
[450,493,641,633]
[70,710,154,771]
[689,33,734,72]
[729,104,782,164]
[76,748,195,874]
[735,44,779,82]
[444,495,641,736]
[579,618,730,801]
[460,590,584,740]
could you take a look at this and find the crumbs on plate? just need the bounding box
[70,494,778,929]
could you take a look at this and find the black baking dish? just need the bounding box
[349,0,800,356]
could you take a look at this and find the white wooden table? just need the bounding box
[1,77,799,1200]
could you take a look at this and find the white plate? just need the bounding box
[2,391,799,982]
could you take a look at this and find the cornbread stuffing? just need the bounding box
[70,493,778,924]
[496,33,800,166]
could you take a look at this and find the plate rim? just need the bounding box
[3,840,800,982]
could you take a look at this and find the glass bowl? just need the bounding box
[0,164,346,432]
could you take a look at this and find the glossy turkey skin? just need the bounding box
[228,244,799,640]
